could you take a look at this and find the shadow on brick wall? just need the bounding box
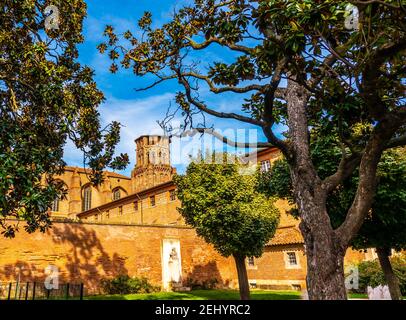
[2,261,40,281]
[184,261,230,289]
[50,223,128,293]
[0,223,128,294]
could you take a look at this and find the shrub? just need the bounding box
[354,254,406,295]
[101,275,160,295]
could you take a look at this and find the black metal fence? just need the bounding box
[0,282,84,300]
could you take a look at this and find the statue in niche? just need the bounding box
[150,151,156,164]
[168,247,181,283]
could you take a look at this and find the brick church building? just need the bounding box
[0,135,374,294]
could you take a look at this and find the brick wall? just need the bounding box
[0,221,371,295]
[0,221,237,294]
[89,190,184,226]
[247,244,307,290]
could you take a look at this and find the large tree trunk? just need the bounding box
[233,254,250,300]
[283,77,397,300]
[303,230,347,300]
[298,197,348,300]
[376,247,402,300]
[285,79,349,300]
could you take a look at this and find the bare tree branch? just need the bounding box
[386,134,406,149]
[335,114,405,245]
[349,0,402,9]
[186,37,254,55]
[361,38,406,119]
[260,58,291,154]
[307,54,337,89]
[322,153,361,194]
[135,75,177,91]
[171,127,275,149]
[263,57,286,123]
[183,72,269,94]
[177,70,265,127]
[135,72,287,98]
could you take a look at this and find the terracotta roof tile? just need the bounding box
[267,226,304,246]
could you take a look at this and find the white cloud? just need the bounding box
[90,53,112,76]
[63,139,84,168]
[84,15,137,44]
[102,93,175,174]
[84,15,105,43]
[63,87,278,177]
[63,92,176,176]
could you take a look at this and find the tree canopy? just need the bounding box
[174,156,280,258]
[0,0,128,237]
[262,134,406,251]
[173,155,280,299]
[262,128,406,299]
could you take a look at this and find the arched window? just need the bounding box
[113,188,121,201]
[50,180,67,213]
[82,185,92,211]
[51,197,60,212]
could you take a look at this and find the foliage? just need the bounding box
[258,159,294,206]
[352,148,406,250]
[100,275,160,295]
[173,154,280,258]
[0,0,129,237]
[263,131,406,251]
[99,0,404,135]
[354,254,406,295]
[330,146,406,250]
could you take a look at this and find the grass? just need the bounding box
[348,293,368,299]
[86,289,303,300]
[348,293,405,300]
[86,290,406,300]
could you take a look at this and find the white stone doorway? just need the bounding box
[162,239,182,291]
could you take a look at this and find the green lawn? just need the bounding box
[86,289,406,300]
[348,293,368,299]
[86,289,302,300]
[347,293,405,300]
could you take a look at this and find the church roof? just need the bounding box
[266,225,304,246]
[64,166,131,180]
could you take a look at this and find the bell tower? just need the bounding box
[131,135,174,193]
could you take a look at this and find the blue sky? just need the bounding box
[64,0,281,176]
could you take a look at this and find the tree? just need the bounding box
[0,1,128,237]
[325,146,406,301]
[262,130,406,300]
[100,1,406,299]
[354,148,406,300]
[173,155,280,300]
